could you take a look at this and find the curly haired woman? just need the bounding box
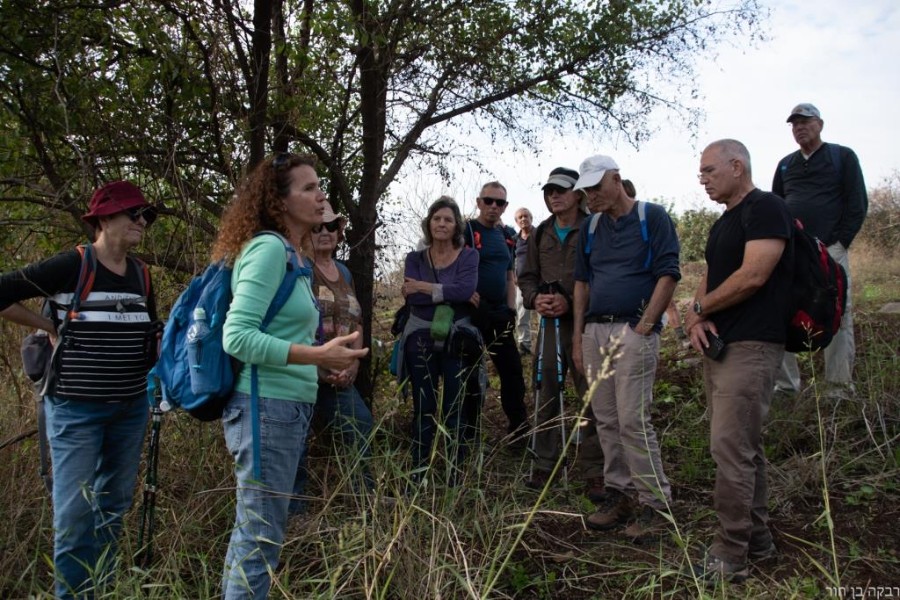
[213,153,367,599]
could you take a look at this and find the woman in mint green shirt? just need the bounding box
[211,153,367,600]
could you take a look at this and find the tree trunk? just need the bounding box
[248,0,274,166]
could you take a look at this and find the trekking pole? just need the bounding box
[528,317,546,479]
[136,375,163,569]
[553,316,568,488]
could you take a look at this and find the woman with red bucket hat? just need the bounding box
[0,180,160,598]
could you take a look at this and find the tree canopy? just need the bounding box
[0,0,764,397]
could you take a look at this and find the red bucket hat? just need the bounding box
[82,181,157,226]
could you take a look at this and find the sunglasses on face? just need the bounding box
[480,196,508,207]
[124,206,157,225]
[312,220,342,234]
[543,185,569,196]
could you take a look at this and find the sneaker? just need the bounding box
[623,504,669,542]
[748,541,777,562]
[584,477,606,503]
[822,382,854,402]
[586,489,633,531]
[525,469,552,490]
[691,555,749,585]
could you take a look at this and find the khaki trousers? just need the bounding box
[704,340,783,564]
[582,323,670,508]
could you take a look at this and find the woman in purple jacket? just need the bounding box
[399,196,482,486]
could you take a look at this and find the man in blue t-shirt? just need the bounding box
[463,182,528,443]
[571,154,680,542]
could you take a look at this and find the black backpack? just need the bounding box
[785,219,848,353]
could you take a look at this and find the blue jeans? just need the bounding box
[221,392,313,600]
[44,395,148,600]
[290,382,374,515]
[405,333,470,482]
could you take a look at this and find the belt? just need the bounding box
[585,314,632,324]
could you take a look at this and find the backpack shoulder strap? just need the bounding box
[126,255,151,298]
[637,201,652,269]
[583,213,601,256]
[70,244,96,317]
[533,219,548,250]
[464,220,475,248]
[828,143,843,186]
[258,232,306,330]
[336,260,353,284]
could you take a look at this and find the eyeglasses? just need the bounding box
[697,159,738,181]
[480,196,508,207]
[124,206,157,225]
[312,220,342,234]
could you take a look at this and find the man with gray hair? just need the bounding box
[773,103,868,398]
[685,139,793,583]
[513,207,535,355]
[572,155,680,541]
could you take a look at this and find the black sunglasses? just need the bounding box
[124,206,157,226]
[312,220,342,234]
[480,196,508,207]
[543,185,569,196]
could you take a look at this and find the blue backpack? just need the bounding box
[150,232,305,420]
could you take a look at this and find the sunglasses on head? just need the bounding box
[480,196,508,207]
[272,152,294,170]
[312,220,342,234]
[124,206,157,225]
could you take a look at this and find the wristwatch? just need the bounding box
[693,299,703,316]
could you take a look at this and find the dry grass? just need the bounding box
[1,234,897,598]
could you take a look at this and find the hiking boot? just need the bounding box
[748,541,777,562]
[623,504,669,543]
[586,489,633,531]
[691,555,749,585]
[507,421,530,451]
[525,469,553,490]
[584,476,606,503]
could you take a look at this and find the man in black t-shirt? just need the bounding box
[684,139,792,584]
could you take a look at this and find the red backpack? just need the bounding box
[785,219,848,353]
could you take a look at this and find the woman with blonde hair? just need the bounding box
[213,153,367,599]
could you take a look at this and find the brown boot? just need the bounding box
[623,504,670,542]
[586,489,633,531]
[584,476,606,503]
[524,469,553,490]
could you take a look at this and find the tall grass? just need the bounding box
[1,244,898,598]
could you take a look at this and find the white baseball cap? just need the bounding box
[573,154,620,190]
